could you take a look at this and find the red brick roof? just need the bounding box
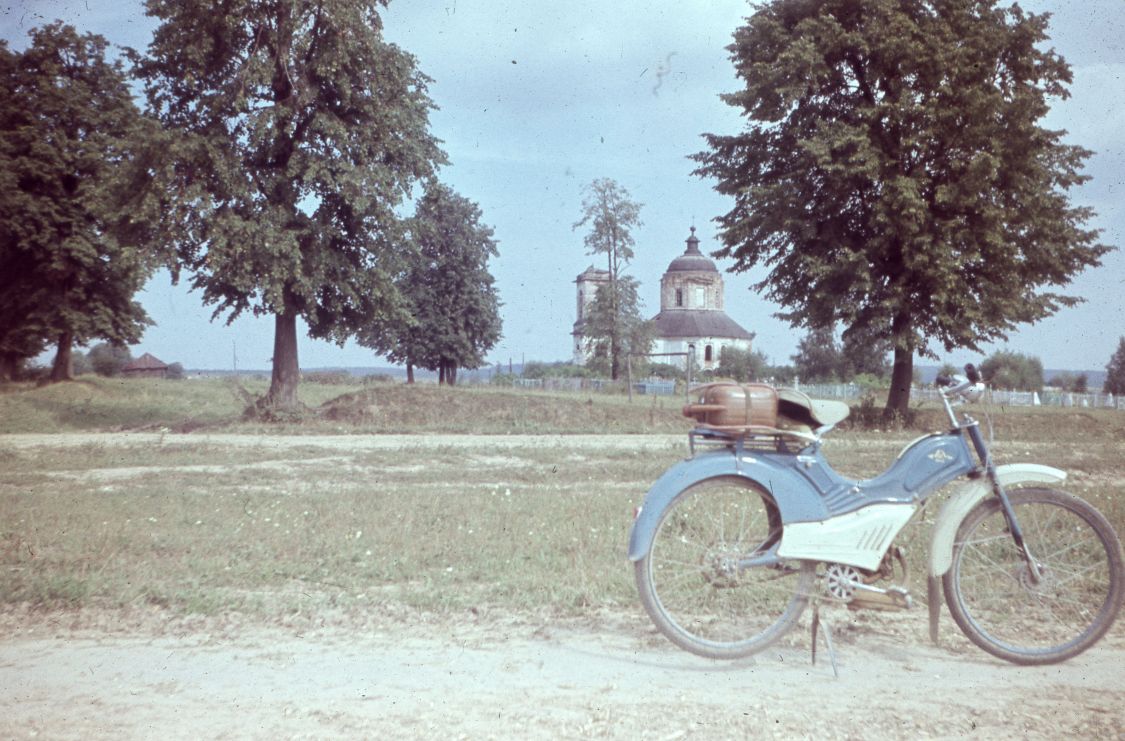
[122,352,168,371]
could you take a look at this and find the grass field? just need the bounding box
[1,377,1123,625]
[0,376,690,434]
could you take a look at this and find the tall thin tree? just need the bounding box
[573,178,644,380]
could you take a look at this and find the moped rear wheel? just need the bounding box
[944,487,1124,665]
[634,477,814,660]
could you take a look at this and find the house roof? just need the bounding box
[122,352,168,371]
[651,310,754,341]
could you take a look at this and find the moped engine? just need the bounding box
[822,546,913,610]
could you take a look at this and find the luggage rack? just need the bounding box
[687,424,816,457]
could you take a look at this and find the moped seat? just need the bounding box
[778,389,850,430]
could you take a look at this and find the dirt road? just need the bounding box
[2,607,1122,740]
[0,432,687,452]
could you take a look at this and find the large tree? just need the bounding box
[0,24,153,382]
[694,0,1109,417]
[573,178,644,380]
[359,181,501,385]
[133,0,444,408]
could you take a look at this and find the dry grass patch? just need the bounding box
[0,437,684,618]
[1,388,1123,628]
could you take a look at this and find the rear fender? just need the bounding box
[928,463,1066,577]
[627,450,827,562]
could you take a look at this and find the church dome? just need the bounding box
[666,227,718,273]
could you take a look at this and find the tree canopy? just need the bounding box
[359,181,501,385]
[0,23,153,382]
[981,350,1043,392]
[1104,337,1125,396]
[580,278,654,380]
[133,0,444,406]
[790,324,890,383]
[87,342,133,377]
[694,0,1109,417]
[573,178,645,379]
[792,327,842,383]
[715,346,771,383]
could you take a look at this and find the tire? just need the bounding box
[943,487,1124,665]
[634,477,814,659]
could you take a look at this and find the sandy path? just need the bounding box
[0,432,687,452]
[2,610,1122,740]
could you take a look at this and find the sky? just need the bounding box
[3,0,1123,372]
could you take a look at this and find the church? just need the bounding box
[571,227,754,371]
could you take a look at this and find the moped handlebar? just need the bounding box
[937,364,981,391]
[937,364,986,426]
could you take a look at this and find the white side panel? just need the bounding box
[928,463,1067,577]
[778,503,918,571]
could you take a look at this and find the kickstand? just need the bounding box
[810,601,839,678]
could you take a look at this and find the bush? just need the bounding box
[522,361,590,379]
[71,352,93,376]
[852,373,886,393]
[717,346,769,382]
[981,350,1043,392]
[166,362,185,380]
[302,371,353,385]
[87,343,132,377]
[647,362,684,380]
[490,372,517,387]
[845,392,921,430]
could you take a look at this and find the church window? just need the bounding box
[705,345,713,363]
[694,286,705,307]
[675,288,683,307]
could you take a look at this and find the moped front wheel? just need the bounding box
[634,477,814,660]
[944,487,1124,665]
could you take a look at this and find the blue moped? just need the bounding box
[628,366,1123,665]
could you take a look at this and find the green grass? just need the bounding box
[2,429,1122,622]
[0,376,257,433]
[1,378,1123,625]
[0,438,681,616]
[0,375,691,434]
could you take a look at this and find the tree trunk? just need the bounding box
[266,311,300,408]
[884,344,914,421]
[49,332,74,383]
[438,363,445,385]
[447,364,457,386]
[406,363,414,384]
[0,354,17,382]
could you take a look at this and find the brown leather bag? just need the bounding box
[682,382,780,430]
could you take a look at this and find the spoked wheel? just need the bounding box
[634,477,814,659]
[944,487,1124,665]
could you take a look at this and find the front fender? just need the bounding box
[928,463,1066,577]
[627,449,827,562]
